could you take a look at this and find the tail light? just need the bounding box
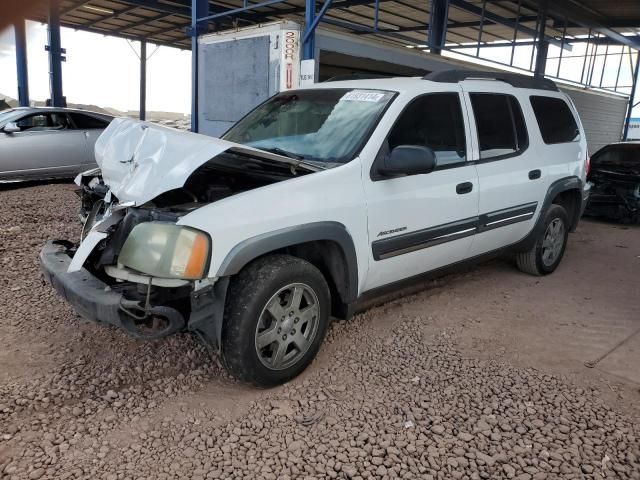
[585,151,591,177]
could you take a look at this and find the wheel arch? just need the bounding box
[512,176,582,252]
[216,222,359,316]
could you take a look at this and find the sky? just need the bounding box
[0,21,637,116]
[0,21,191,114]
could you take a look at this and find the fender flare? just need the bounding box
[513,175,582,252]
[216,221,359,303]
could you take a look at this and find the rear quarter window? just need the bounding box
[530,96,579,144]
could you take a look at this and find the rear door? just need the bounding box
[0,111,88,179]
[67,112,111,168]
[461,84,549,256]
[362,89,480,291]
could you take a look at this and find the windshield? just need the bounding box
[0,109,18,125]
[223,89,395,164]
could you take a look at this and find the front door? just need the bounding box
[0,112,89,179]
[363,90,480,291]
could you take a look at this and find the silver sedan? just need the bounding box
[0,107,113,182]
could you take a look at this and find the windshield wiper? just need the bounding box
[259,146,327,172]
[261,147,305,160]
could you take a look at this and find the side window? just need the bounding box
[530,96,579,144]
[470,93,528,160]
[15,113,69,132]
[387,93,467,166]
[69,113,110,129]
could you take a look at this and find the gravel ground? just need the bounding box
[0,183,639,480]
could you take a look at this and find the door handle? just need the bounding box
[456,182,473,194]
[528,169,541,180]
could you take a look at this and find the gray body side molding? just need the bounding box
[217,221,359,303]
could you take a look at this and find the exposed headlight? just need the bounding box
[119,223,210,280]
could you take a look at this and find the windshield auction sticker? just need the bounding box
[342,90,387,102]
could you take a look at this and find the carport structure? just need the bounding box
[13,0,640,136]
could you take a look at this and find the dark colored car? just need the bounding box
[585,142,640,223]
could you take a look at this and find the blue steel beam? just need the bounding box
[14,20,30,107]
[198,0,289,22]
[114,12,170,33]
[523,0,640,51]
[48,0,65,107]
[303,0,335,44]
[428,0,449,54]
[191,0,208,132]
[449,0,565,49]
[61,21,190,49]
[140,39,147,121]
[83,5,141,28]
[303,0,316,60]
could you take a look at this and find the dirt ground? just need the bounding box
[0,182,638,480]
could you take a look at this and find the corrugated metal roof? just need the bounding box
[26,0,640,51]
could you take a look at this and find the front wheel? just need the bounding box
[516,204,569,276]
[221,254,331,387]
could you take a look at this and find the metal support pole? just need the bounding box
[14,20,29,107]
[190,0,208,133]
[533,0,548,77]
[509,0,521,66]
[580,29,592,85]
[623,51,640,141]
[303,0,317,60]
[428,0,449,55]
[475,0,486,57]
[47,0,65,107]
[556,16,567,78]
[140,40,147,121]
[598,41,609,88]
[614,46,625,92]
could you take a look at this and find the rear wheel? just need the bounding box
[516,204,569,276]
[221,254,330,387]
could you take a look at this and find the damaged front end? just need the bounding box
[40,118,317,350]
[586,170,640,224]
[40,190,228,347]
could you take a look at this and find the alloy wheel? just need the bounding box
[254,283,320,370]
[541,218,565,267]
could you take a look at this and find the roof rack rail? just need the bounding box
[423,69,558,92]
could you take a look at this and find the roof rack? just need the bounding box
[423,69,558,92]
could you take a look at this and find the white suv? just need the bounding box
[40,70,590,386]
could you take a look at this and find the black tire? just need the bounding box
[516,204,569,276]
[221,254,331,387]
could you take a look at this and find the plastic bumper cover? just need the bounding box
[39,240,125,327]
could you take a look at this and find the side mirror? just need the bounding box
[378,145,437,177]
[3,122,20,134]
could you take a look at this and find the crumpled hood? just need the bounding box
[94,117,306,206]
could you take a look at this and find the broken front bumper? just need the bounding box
[39,241,187,339]
[39,240,229,350]
[40,240,125,327]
